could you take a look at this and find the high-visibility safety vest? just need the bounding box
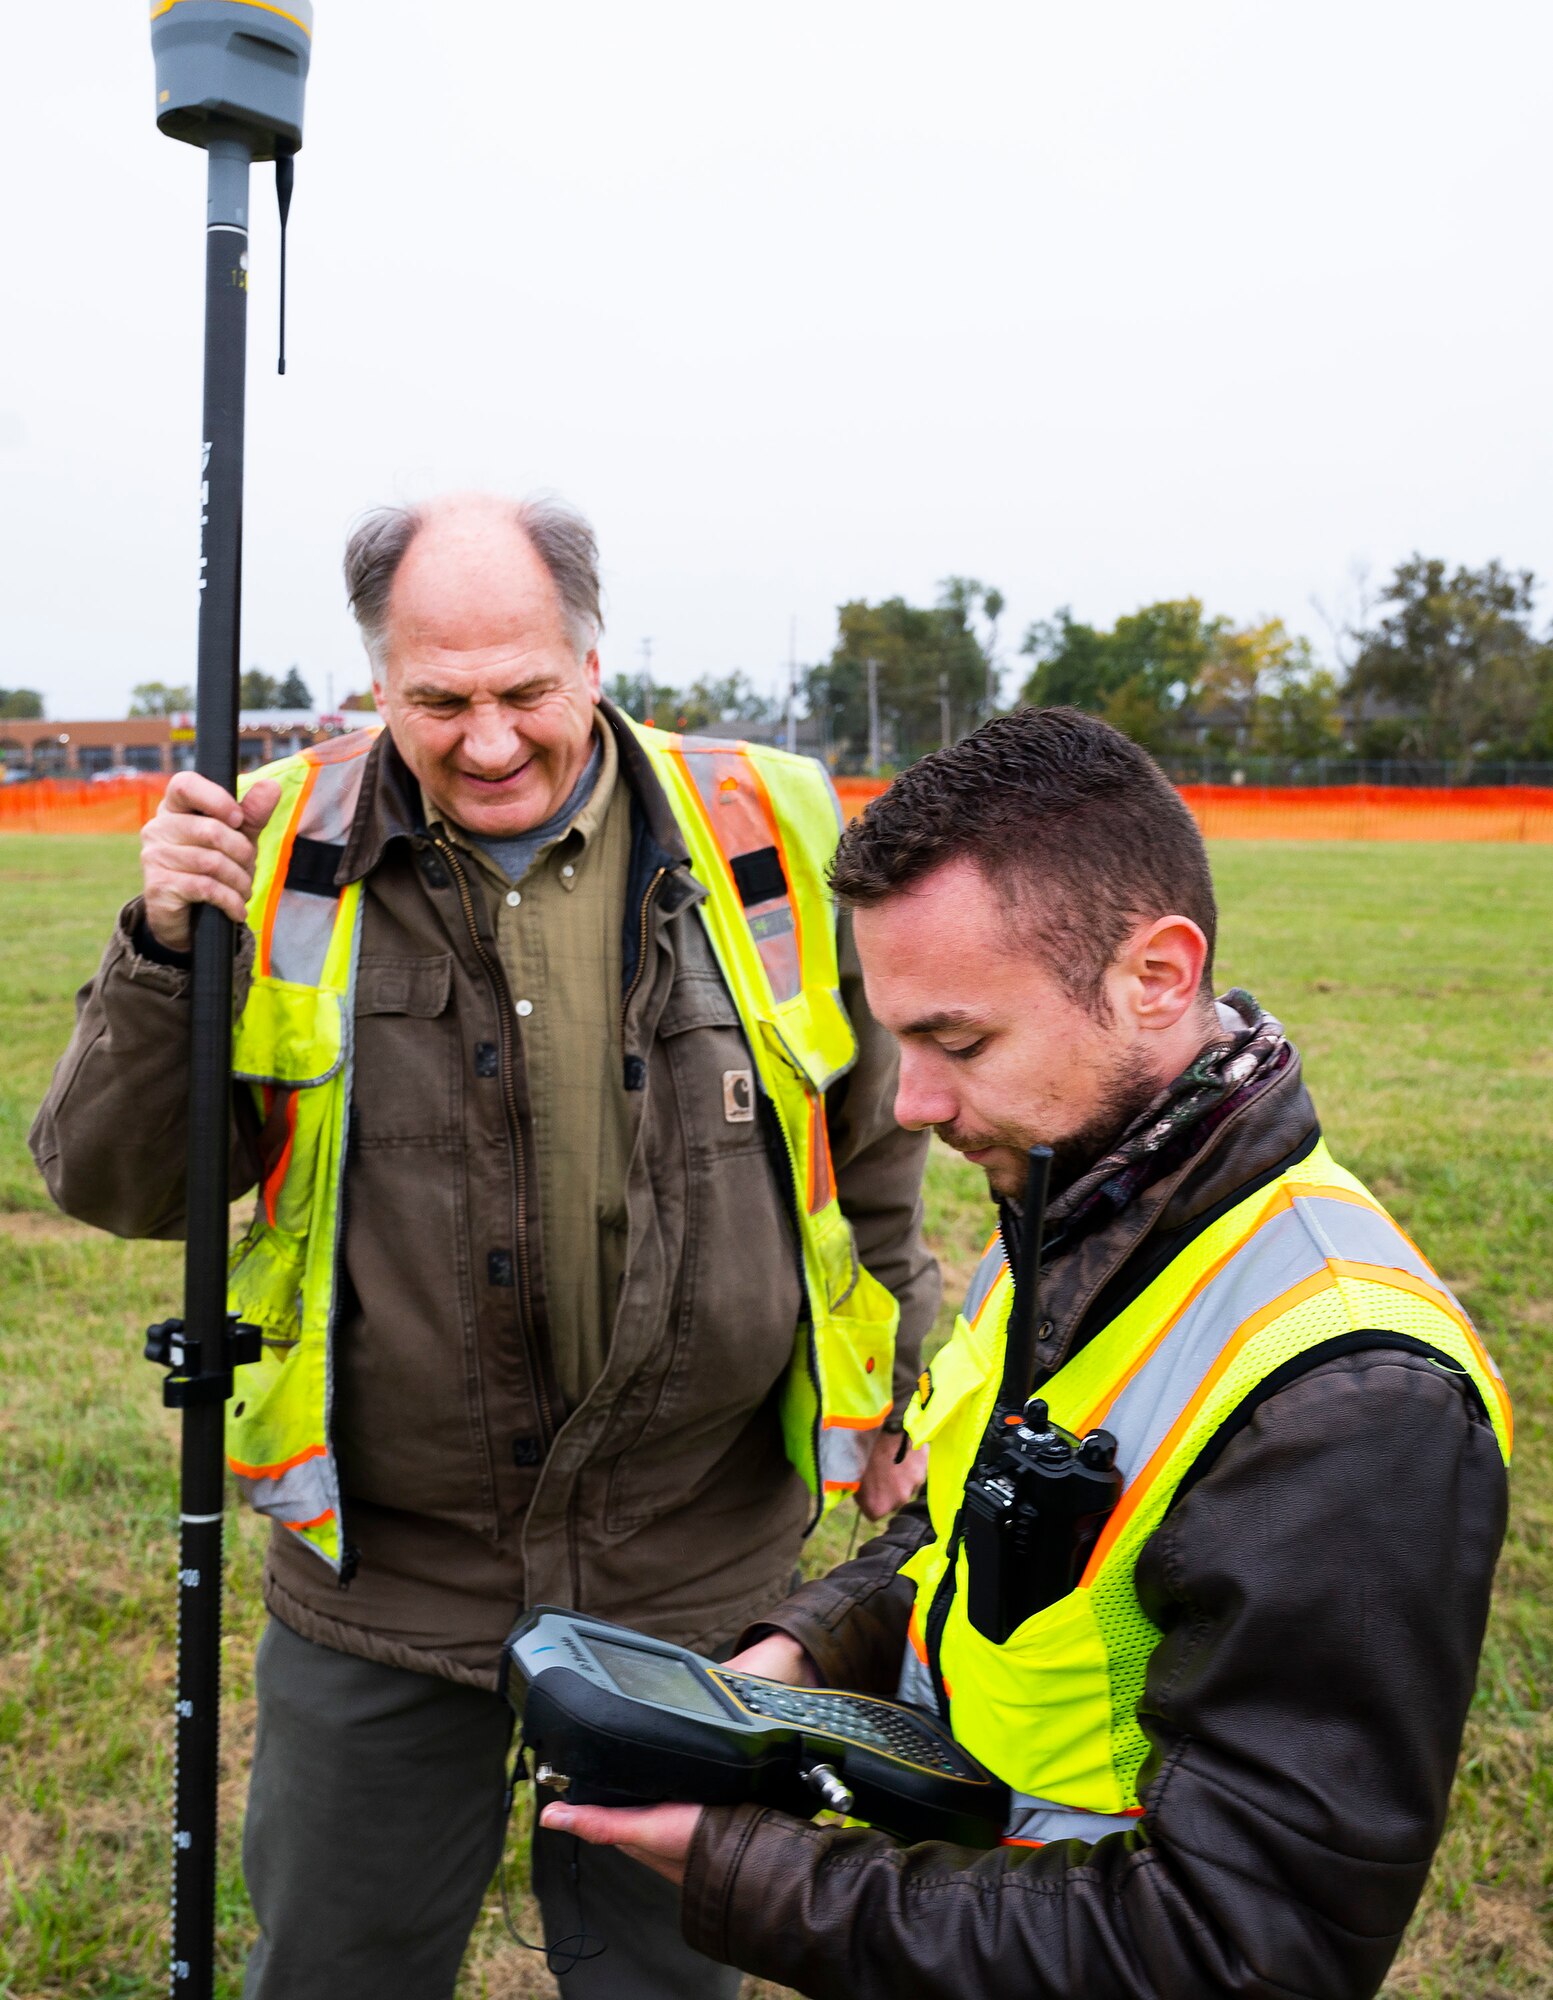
[895,1138,1512,1847]
[223,720,899,1572]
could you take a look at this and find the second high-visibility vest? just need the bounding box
[896,1138,1512,1847]
[222,719,898,1573]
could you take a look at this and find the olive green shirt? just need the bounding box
[425,717,633,1410]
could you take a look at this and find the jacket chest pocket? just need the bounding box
[351,953,460,1144]
[656,972,771,1167]
[652,969,794,1330]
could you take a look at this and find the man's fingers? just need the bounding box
[540,1802,671,1847]
[722,1633,816,1686]
[540,1802,626,1845]
[855,1437,929,1520]
[164,769,247,828]
[144,839,254,904]
[142,811,259,873]
[152,870,252,929]
[240,777,283,832]
[538,1800,702,1886]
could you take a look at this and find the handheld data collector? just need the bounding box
[504,1608,1009,1849]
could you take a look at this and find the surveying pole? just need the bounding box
[143,6,313,1994]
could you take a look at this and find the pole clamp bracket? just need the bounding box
[145,1316,263,1408]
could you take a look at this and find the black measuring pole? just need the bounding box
[172,135,251,2000]
[146,5,313,1986]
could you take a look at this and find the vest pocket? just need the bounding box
[942,1580,1126,1811]
[233,975,345,1088]
[226,1226,319,1496]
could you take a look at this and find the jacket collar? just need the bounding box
[336,696,692,887]
[1030,1045,1320,1381]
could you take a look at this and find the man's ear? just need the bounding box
[1120,914,1209,1033]
[584,648,603,701]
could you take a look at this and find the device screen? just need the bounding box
[586,1638,730,1720]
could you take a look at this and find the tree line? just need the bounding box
[9,556,1549,771]
[125,668,315,717]
[1019,558,1553,769]
[612,555,1553,773]
[785,556,1549,772]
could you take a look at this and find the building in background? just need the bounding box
[0,711,349,778]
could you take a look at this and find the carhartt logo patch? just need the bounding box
[722,1069,754,1122]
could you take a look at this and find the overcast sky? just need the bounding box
[3,1,1550,718]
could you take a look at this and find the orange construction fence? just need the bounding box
[836,777,1553,843]
[0,776,172,834]
[1178,784,1553,843]
[3,773,1551,843]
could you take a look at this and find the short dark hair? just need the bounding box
[830,707,1217,1012]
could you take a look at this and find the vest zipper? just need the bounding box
[620,866,667,1036]
[432,836,558,1449]
[744,1084,827,1529]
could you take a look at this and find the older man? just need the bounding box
[31,495,936,1998]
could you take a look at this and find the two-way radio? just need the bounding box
[504,1609,1010,1849]
[961,1145,1124,1644]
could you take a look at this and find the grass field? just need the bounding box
[0,835,1548,1998]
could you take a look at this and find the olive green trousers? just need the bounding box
[240,1615,742,2000]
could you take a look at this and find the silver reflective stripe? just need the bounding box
[1004,1792,1139,1844]
[961,1236,1006,1326]
[233,1450,337,1530]
[896,1645,936,1710]
[267,894,337,986]
[313,893,363,1570]
[1291,1193,1450,1293]
[677,735,804,1004]
[819,1425,875,1491]
[266,750,373,986]
[1097,1193,1448,1494]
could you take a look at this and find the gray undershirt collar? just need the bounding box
[460,739,603,885]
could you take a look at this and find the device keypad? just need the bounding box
[718,1676,965,1776]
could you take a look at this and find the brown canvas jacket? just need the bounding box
[30,705,938,1686]
[688,1052,1509,1999]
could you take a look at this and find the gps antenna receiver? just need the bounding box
[145,7,314,1996]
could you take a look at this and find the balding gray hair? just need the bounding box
[342,495,604,667]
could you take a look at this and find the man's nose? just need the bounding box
[893,1048,957,1133]
[461,702,523,773]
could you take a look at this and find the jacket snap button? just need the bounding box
[474,1042,499,1078]
[487,1250,515,1287]
[515,999,534,1017]
[505,890,522,907]
[512,1436,543,1468]
[623,1054,647,1091]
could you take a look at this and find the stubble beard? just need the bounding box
[948,1043,1164,1202]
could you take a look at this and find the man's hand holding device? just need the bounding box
[536,1628,815,1883]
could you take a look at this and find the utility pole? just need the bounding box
[639,636,653,723]
[144,8,314,1996]
[785,615,798,754]
[939,672,951,750]
[867,657,881,775]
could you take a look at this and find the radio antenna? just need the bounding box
[997,1143,1053,1414]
